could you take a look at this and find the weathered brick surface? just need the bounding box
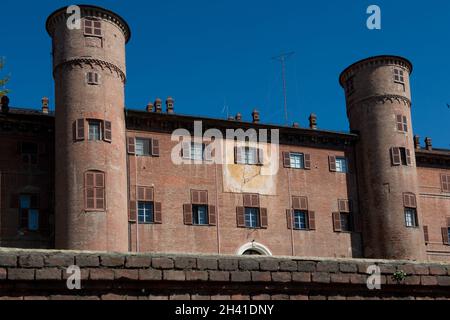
[45,254,74,267]
[174,257,196,270]
[0,255,17,267]
[100,255,125,267]
[138,269,162,281]
[35,268,62,280]
[151,257,174,269]
[251,271,272,282]
[239,259,259,271]
[19,255,44,268]
[76,255,100,267]
[125,256,151,268]
[230,271,251,282]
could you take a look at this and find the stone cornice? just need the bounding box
[53,58,126,83]
[347,94,411,115]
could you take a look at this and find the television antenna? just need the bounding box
[272,51,295,125]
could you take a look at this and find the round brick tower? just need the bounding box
[46,5,131,251]
[340,56,426,260]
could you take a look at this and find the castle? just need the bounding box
[0,5,449,262]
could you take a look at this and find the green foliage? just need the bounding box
[0,57,10,97]
[392,270,408,283]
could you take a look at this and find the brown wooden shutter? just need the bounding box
[282,152,291,168]
[145,187,154,202]
[391,147,401,166]
[236,207,245,227]
[260,208,268,228]
[304,154,311,170]
[308,211,316,230]
[441,174,450,192]
[85,172,95,210]
[286,209,293,229]
[183,204,193,225]
[151,139,160,157]
[208,205,217,226]
[406,149,412,166]
[137,187,145,201]
[251,194,260,207]
[292,196,301,210]
[403,193,417,208]
[423,225,429,244]
[127,137,135,155]
[103,121,112,142]
[329,156,337,172]
[300,197,308,211]
[338,199,350,212]
[191,190,200,204]
[333,212,341,232]
[199,191,208,204]
[95,172,105,210]
[129,201,137,222]
[396,115,403,131]
[447,217,450,227]
[403,116,408,132]
[442,227,449,245]
[153,202,162,224]
[75,119,85,141]
[243,194,252,207]
[182,142,191,159]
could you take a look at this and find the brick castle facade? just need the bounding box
[0,5,449,262]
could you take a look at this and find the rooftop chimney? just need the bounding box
[292,122,299,128]
[166,97,174,114]
[228,116,235,121]
[41,97,49,114]
[1,95,10,114]
[252,109,260,124]
[309,113,317,130]
[425,137,433,151]
[154,98,162,113]
[235,113,242,121]
[414,135,420,149]
[146,102,154,112]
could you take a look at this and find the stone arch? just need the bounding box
[236,242,272,256]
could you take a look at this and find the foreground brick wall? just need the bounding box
[0,249,449,300]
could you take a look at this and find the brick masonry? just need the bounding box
[0,249,449,300]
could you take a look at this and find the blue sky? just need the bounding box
[1,0,449,147]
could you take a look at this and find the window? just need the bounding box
[242,249,263,256]
[290,153,304,169]
[405,208,418,228]
[340,213,352,232]
[84,18,102,37]
[236,146,262,165]
[396,115,408,132]
[136,138,151,156]
[191,143,204,161]
[19,194,39,231]
[283,152,311,169]
[193,205,209,225]
[87,72,100,85]
[138,201,154,224]
[391,147,412,166]
[333,199,355,233]
[441,174,450,193]
[293,210,309,230]
[85,171,105,211]
[335,157,348,173]
[245,207,260,228]
[394,69,405,83]
[88,120,102,141]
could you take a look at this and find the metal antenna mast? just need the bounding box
[272,51,295,125]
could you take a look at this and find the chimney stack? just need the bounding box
[252,109,260,124]
[425,137,433,151]
[166,97,174,114]
[309,113,317,130]
[154,98,162,113]
[1,95,10,114]
[146,102,154,112]
[235,113,242,121]
[41,97,49,114]
[227,116,235,121]
[414,135,420,149]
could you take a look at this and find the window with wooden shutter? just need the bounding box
[191,190,208,205]
[423,225,429,244]
[137,186,154,202]
[153,202,162,224]
[127,137,135,155]
[151,139,160,157]
[442,227,450,245]
[251,194,260,207]
[395,115,408,132]
[332,212,341,232]
[75,119,85,141]
[292,196,308,211]
[129,201,137,222]
[338,199,351,213]
[183,204,193,225]
[86,72,100,85]
[260,208,268,228]
[103,121,112,142]
[441,174,450,192]
[286,209,293,229]
[85,171,105,211]
[243,194,252,207]
[282,152,291,168]
[403,193,417,208]
[208,205,217,226]
[236,207,245,227]
[304,154,311,170]
[391,147,401,166]
[329,156,337,172]
[308,211,316,230]
[406,149,412,166]
[182,141,192,160]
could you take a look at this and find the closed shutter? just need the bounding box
[243,194,252,207]
[396,115,404,131]
[338,199,350,213]
[442,227,449,245]
[199,191,208,204]
[286,209,293,229]
[153,202,162,224]
[251,194,260,207]
[304,154,311,170]
[441,174,450,192]
[235,146,243,164]
[138,187,145,201]
[129,201,137,222]
[191,190,207,204]
[183,204,193,225]
[182,142,191,159]
[403,193,417,208]
[423,225,429,244]
[95,173,105,210]
[282,152,291,168]
[292,196,301,209]
[127,137,135,155]
[145,187,154,202]
[151,139,160,157]
[236,207,245,227]
[308,211,316,230]
[75,119,85,141]
[329,156,337,172]
[208,205,217,226]
[260,208,268,228]
[85,172,95,210]
[333,212,341,232]
[391,147,401,166]
[103,121,112,142]
[292,196,308,210]
[406,149,412,166]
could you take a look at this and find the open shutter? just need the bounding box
[329,156,337,172]
[333,212,341,232]
[103,121,112,142]
[286,209,293,229]
[391,147,401,166]
[153,202,162,224]
[396,115,403,131]
[235,146,243,164]
[260,208,268,228]
[129,201,137,222]
[75,119,85,141]
[282,152,291,168]
[403,116,408,132]
[441,174,449,192]
[236,207,245,227]
[304,154,311,170]
[243,194,252,207]
[308,211,316,230]
[182,142,191,159]
[442,227,449,245]
[151,139,160,157]
[406,149,412,166]
[127,137,135,155]
[423,225,429,244]
[208,205,217,226]
[183,204,193,225]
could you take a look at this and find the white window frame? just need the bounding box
[335,157,348,173]
[290,153,305,169]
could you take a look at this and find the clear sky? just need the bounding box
[1,0,449,148]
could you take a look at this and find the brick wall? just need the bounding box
[0,249,449,300]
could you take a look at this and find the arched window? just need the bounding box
[85,171,105,211]
[236,242,272,256]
